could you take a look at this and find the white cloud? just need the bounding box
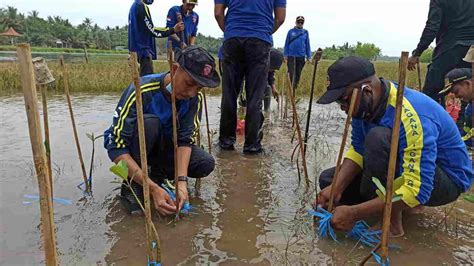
[2,0,431,56]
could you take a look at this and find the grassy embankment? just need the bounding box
[0,57,426,96]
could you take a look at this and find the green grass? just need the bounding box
[0,45,128,54]
[0,58,426,97]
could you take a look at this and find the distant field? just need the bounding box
[0,58,426,96]
[0,45,128,54]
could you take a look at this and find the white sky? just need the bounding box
[2,0,431,56]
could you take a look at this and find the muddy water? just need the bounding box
[0,93,472,265]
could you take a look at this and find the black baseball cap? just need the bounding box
[439,68,471,94]
[175,46,220,88]
[317,56,375,104]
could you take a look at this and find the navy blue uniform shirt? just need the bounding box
[214,0,286,45]
[284,27,311,59]
[166,5,199,49]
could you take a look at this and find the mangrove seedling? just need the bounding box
[372,177,402,203]
[109,160,146,213]
[85,132,103,192]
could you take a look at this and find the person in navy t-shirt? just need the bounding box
[214,0,286,154]
[284,16,312,93]
[128,0,184,76]
[166,0,199,49]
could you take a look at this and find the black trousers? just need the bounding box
[138,55,154,77]
[318,127,462,207]
[219,37,271,152]
[129,115,215,182]
[423,45,470,102]
[287,56,305,93]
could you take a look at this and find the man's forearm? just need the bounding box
[176,146,192,177]
[272,7,286,33]
[214,4,226,32]
[334,158,362,193]
[352,197,410,221]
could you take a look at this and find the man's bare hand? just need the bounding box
[174,22,184,33]
[315,185,341,210]
[331,205,357,231]
[151,186,177,216]
[176,181,189,211]
[408,56,419,71]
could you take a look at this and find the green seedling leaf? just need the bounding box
[86,133,93,141]
[392,194,402,202]
[463,193,474,203]
[372,177,386,195]
[109,160,129,181]
[375,189,385,200]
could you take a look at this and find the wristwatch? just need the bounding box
[177,175,189,183]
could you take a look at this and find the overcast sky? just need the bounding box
[2,0,431,56]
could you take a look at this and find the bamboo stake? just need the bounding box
[40,84,53,198]
[167,41,180,214]
[203,89,212,154]
[128,52,160,263]
[380,51,409,263]
[328,88,359,212]
[17,43,58,266]
[416,62,422,91]
[59,56,90,194]
[286,73,309,186]
[284,71,288,119]
[303,48,323,156]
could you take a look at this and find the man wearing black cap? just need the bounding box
[104,46,221,216]
[315,56,473,236]
[441,68,473,148]
[284,16,312,93]
[407,0,474,102]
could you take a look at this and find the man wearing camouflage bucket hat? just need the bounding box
[104,46,220,216]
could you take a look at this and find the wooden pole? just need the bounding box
[203,89,212,154]
[416,62,422,91]
[328,88,359,212]
[167,41,180,214]
[286,73,309,186]
[40,84,53,198]
[17,43,58,266]
[303,48,323,155]
[380,51,409,263]
[59,56,90,193]
[128,52,160,263]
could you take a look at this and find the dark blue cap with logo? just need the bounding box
[439,68,471,94]
[317,56,375,104]
[175,46,220,88]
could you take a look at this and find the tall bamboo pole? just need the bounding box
[327,88,359,212]
[380,51,409,263]
[303,48,323,155]
[203,89,212,154]
[39,84,53,198]
[128,52,160,263]
[167,41,180,214]
[416,62,422,91]
[286,73,309,186]
[17,43,58,266]
[59,56,90,193]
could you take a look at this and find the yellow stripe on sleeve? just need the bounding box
[345,145,363,168]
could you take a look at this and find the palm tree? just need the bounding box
[28,10,39,19]
[0,6,24,31]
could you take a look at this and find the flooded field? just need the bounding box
[0,93,472,265]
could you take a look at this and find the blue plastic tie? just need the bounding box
[147,260,161,266]
[347,221,381,248]
[372,251,390,266]
[23,194,73,205]
[161,185,192,214]
[77,176,92,190]
[308,207,338,241]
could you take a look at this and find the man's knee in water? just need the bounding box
[318,167,335,190]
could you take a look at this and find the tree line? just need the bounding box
[1,5,433,61]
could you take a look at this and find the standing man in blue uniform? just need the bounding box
[167,0,199,49]
[214,0,286,154]
[128,0,184,77]
[284,16,311,94]
[315,56,473,236]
